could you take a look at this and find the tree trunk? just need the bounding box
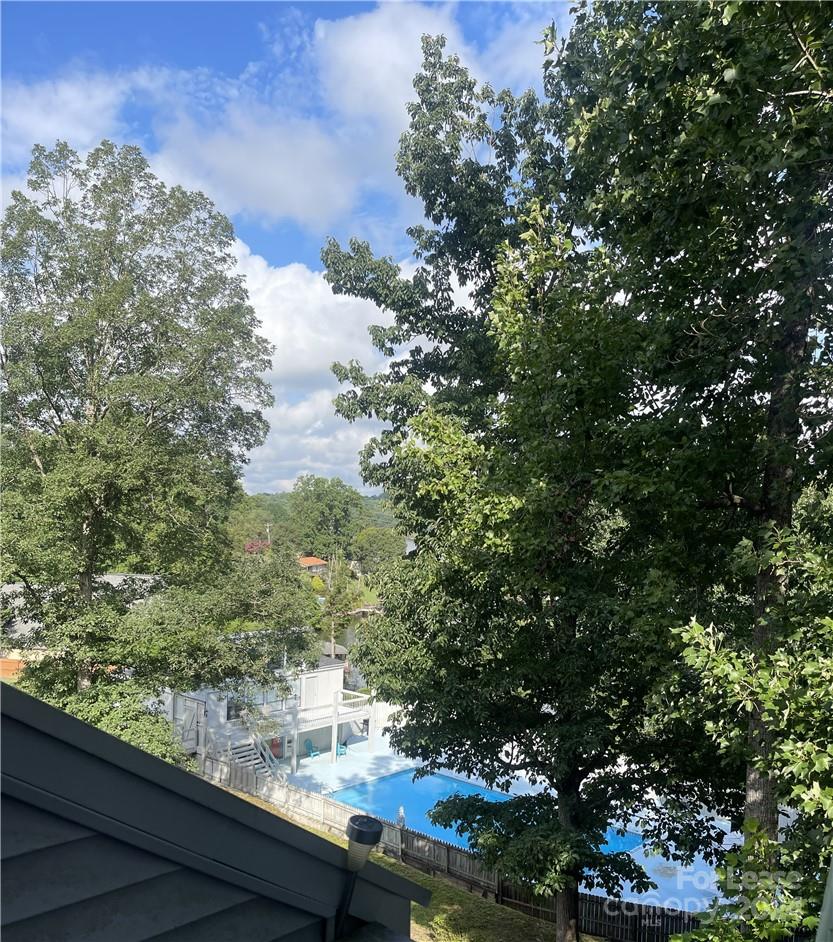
[555,784,581,942]
[745,224,814,840]
[78,504,99,604]
[77,504,99,690]
[555,882,580,942]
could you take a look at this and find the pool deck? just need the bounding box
[285,733,537,797]
[286,733,418,794]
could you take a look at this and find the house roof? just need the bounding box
[318,654,346,670]
[299,556,328,567]
[320,639,348,659]
[1,684,428,941]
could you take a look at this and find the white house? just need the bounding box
[166,654,376,777]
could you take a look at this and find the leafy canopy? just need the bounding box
[327,1,832,934]
[0,141,321,759]
[1,140,274,590]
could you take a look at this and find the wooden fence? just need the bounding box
[499,884,700,941]
[196,756,810,942]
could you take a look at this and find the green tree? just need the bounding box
[227,491,295,554]
[322,554,363,658]
[677,487,833,937]
[354,217,744,939]
[351,526,406,575]
[322,35,551,482]
[10,552,319,762]
[288,474,365,559]
[1,140,273,594]
[329,4,833,937]
[555,0,833,850]
[0,140,295,755]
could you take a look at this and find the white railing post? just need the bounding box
[330,691,339,764]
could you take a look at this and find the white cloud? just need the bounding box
[244,391,384,493]
[234,243,392,491]
[2,4,572,233]
[153,107,362,230]
[314,3,469,132]
[235,240,392,391]
[1,74,131,164]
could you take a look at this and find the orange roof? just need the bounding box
[298,555,327,567]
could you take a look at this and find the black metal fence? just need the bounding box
[499,885,700,941]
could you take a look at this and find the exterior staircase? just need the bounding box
[228,740,270,776]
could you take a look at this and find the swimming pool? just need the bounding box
[330,769,643,853]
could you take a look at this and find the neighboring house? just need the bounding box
[2,576,368,775]
[1,684,428,941]
[299,555,328,576]
[168,653,377,774]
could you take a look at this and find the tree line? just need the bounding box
[228,475,404,574]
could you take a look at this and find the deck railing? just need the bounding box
[195,755,811,942]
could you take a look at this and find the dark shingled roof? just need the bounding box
[1,683,428,941]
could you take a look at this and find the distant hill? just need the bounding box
[361,494,397,529]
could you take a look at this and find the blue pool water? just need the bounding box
[330,770,643,853]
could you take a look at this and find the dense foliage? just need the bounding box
[326,3,833,938]
[1,141,273,593]
[351,527,407,576]
[227,478,404,575]
[0,141,316,758]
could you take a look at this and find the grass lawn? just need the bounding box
[221,785,586,942]
[358,578,380,607]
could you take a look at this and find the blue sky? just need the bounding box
[2,1,571,492]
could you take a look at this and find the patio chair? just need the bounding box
[304,738,320,758]
[336,742,348,757]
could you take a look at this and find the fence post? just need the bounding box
[496,874,503,906]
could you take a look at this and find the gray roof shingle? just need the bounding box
[1,683,428,940]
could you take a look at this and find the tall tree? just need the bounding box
[323,34,557,483]
[355,217,744,940]
[327,4,832,937]
[0,140,300,753]
[554,0,832,846]
[288,474,365,559]
[1,140,274,594]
